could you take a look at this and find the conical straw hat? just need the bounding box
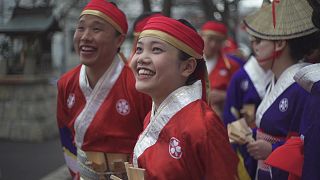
[244,0,318,40]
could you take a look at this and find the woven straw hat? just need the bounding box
[244,0,318,40]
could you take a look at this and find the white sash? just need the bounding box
[244,56,273,99]
[74,54,125,148]
[133,81,202,167]
[294,63,320,93]
[255,63,309,127]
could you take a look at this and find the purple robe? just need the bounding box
[223,56,272,179]
[255,63,310,180]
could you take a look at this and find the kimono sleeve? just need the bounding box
[223,70,244,126]
[200,112,239,180]
[56,80,78,177]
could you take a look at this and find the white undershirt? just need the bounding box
[205,55,218,73]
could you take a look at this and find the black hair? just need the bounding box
[288,31,320,61]
[133,12,162,31]
[177,19,197,32]
[307,0,320,28]
[312,10,320,28]
[109,1,118,7]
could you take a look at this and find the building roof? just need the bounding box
[0,6,60,35]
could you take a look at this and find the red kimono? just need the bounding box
[208,53,241,91]
[57,55,151,176]
[133,81,238,180]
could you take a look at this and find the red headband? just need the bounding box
[139,16,210,103]
[140,16,204,59]
[134,13,163,36]
[201,21,228,37]
[81,0,128,34]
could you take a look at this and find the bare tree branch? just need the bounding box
[162,0,171,17]
[142,0,151,12]
[200,0,215,20]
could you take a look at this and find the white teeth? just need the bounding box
[138,69,155,76]
[81,46,95,51]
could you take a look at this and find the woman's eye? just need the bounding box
[153,47,163,53]
[135,47,143,54]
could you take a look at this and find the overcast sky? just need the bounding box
[239,0,263,8]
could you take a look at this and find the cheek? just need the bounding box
[73,34,80,52]
[129,55,139,70]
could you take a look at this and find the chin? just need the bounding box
[135,82,153,95]
[80,58,95,66]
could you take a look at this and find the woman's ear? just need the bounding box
[181,57,197,78]
[275,40,287,51]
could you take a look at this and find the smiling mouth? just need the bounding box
[80,45,97,53]
[137,67,155,77]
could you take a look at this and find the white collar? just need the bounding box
[205,55,218,73]
[256,63,309,127]
[133,80,202,167]
[75,54,125,148]
[244,56,273,98]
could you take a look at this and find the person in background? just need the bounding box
[297,2,320,176]
[223,54,272,179]
[130,16,239,180]
[200,21,241,118]
[265,0,320,179]
[56,0,151,179]
[224,37,247,66]
[243,0,319,179]
[223,3,273,179]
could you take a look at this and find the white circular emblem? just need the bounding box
[279,98,288,112]
[67,93,75,109]
[116,99,130,116]
[219,69,228,76]
[241,80,249,91]
[169,137,182,159]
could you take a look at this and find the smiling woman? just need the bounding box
[130,16,239,180]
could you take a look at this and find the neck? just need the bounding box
[152,82,186,111]
[272,50,295,80]
[152,96,166,111]
[85,55,116,88]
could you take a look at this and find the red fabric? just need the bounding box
[57,64,151,153]
[138,100,239,180]
[223,37,238,54]
[134,13,163,34]
[83,0,128,34]
[208,53,240,90]
[265,137,304,177]
[142,16,204,56]
[201,21,228,36]
[288,174,301,180]
[272,0,280,28]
